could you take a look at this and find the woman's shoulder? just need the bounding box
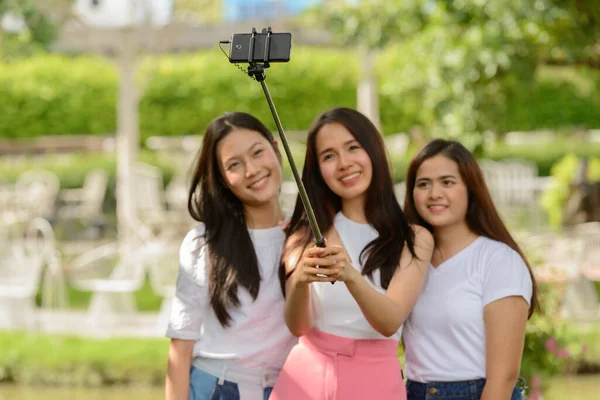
[409,224,434,246]
[477,236,519,257]
[181,223,207,251]
[179,224,209,279]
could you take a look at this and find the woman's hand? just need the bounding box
[321,245,359,283]
[292,245,339,284]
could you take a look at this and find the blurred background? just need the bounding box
[0,1,599,399]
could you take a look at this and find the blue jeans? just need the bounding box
[189,365,273,400]
[406,378,523,400]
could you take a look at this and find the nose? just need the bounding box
[428,182,443,199]
[337,153,351,170]
[245,159,259,177]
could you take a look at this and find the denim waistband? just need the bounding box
[406,378,486,397]
[406,378,525,399]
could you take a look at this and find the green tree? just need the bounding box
[0,0,73,58]
[312,0,599,150]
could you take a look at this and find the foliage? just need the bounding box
[0,51,599,141]
[540,154,600,228]
[0,0,71,59]
[311,0,600,149]
[520,282,589,396]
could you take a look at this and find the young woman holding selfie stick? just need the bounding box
[165,112,296,400]
[269,108,434,400]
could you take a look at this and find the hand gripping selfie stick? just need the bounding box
[221,28,332,281]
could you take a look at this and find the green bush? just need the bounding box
[0,51,599,141]
[483,140,600,177]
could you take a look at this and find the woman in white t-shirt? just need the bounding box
[269,108,434,400]
[165,112,297,400]
[402,139,539,400]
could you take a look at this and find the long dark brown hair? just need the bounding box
[403,139,539,318]
[281,107,416,291]
[188,112,280,327]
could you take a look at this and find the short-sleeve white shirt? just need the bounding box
[311,211,403,341]
[403,236,533,382]
[166,224,297,371]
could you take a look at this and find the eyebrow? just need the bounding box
[416,174,457,181]
[318,139,358,157]
[223,141,263,165]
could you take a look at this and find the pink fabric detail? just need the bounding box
[269,329,406,400]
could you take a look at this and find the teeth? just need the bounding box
[250,176,268,188]
[341,172,360,182]
[428,205,447,210]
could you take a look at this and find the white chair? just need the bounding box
[15,169,60,222]
[67,242,147,326]
[0,218,60,330]
[57,169,108,233]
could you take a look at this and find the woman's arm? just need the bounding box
[165,339,195,400]
[481,296,529,400]
[283,233,338,337]
[330,226,434,337]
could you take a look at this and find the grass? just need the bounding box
[35,278,164,312]
[0,331,169,385]
[545,375,600,400]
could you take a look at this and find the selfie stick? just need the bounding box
[244,28,326,250]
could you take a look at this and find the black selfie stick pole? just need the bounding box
[248,65,325,249]
[246,28,326,250]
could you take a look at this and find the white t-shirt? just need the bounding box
[311,211,403,341]
[166,224,297,371]
[403,236,533,382]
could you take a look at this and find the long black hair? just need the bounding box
[188,112,280,326]
[282,107,416,291]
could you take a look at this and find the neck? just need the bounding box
[244,198,284,229]
[341,196,367,224]
[433,221,478,259]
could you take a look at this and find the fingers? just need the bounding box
[303,245,344,258]
[302,257,337,268]
[304,266,338,276]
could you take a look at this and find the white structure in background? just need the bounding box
[74,0,173,27]
[0,13,26,32]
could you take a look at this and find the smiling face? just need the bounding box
[217,128,282,208]
[314,122,373,204]
[412,154,470,230]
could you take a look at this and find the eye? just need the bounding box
[349,144,361,151]
[227,161,240,171]
[321,153,334,162]
[253,148,264,156]
[443,180,454,186]
[416,181,431,189]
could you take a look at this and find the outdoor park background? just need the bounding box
[0,1,599,399]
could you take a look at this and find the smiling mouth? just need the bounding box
[249,175,269,189]
[340,172,360,182]
[427,205,448,212]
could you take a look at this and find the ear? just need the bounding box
[273,139,279,150]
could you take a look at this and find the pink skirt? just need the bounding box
[269,329,406,400]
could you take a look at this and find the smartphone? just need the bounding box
[229,32,292,63]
